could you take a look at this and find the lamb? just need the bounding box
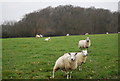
[78,37,91,50]
[36,34,40,38]
[45,37,51,41]
[66,34,69,36]
[76,50,88,71]
[53,52,78,79]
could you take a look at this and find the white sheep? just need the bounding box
[106,32,109,34]
[66,34,69,36]
[36,34,40,38]
[53,52,78,79]
[78,37,91,50]
[76,50,88,71]
[40,34,43,37]
[45,37,51,41]
[85,33,89,35]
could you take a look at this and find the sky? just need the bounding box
[0,0,119,25]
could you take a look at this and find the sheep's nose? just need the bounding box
[71,58,74,61]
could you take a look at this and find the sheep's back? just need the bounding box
[78,40,86,48]
[55,54,70,69]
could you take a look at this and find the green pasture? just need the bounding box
[2,34,118,79]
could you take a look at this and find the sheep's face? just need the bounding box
[68,53,77,61]
[82,50,88,56]
[86,37,90,42]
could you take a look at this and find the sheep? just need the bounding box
[40,34,43,37]
[36,34,40,38]
[76,50,88,71]
[66,34,69,36]
[85,33,89,35]
[53,52,78,79]
[78,37,91,51]
[106,32,109,34]
[45,37,51,41]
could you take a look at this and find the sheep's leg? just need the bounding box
[79,65,82,71]
[66,72,69,79]
[53,69,55,78]
[53,67,59,78]
[79,66,81,71]
[69,71,72,79]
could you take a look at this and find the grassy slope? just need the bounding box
[2,34,118,79]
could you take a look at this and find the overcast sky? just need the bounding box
[0,0,119,24]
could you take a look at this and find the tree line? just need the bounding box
[1,5,119,38]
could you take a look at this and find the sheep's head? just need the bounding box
[82,50,88,56]
[68,53,77,61]
[86,37,90,42]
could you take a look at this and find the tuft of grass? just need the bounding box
[2,34,118,79]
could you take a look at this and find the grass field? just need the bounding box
[2,34,118,79]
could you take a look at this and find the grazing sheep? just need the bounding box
[106,32,109,34]
[85,33,89,35]
[66,34,69,36]
[36,34,40,38]
[40,34,43,37]
[78,37,91,50]
[45,37,51,41]
[76,50,88,71]
[53,53,78,79]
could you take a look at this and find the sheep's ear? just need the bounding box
[75,53,77,56]
[68,53,71,55]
